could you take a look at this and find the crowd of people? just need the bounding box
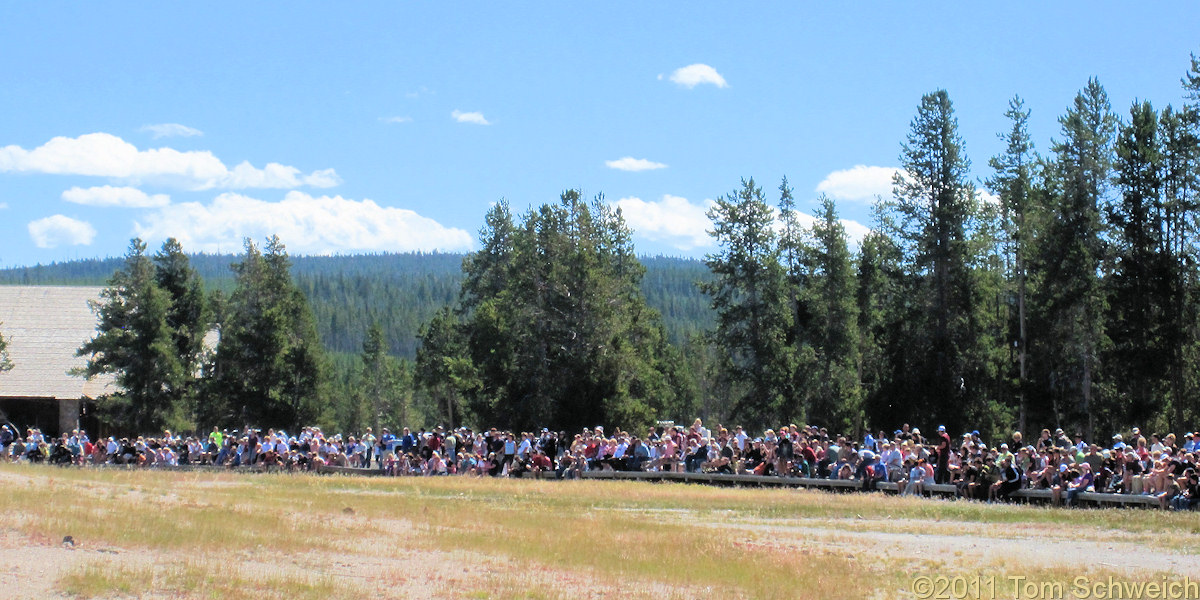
[2,418,1198,510]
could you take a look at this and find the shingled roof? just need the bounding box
[0,286,116,399]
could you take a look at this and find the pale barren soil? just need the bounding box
[1,465,1196,599]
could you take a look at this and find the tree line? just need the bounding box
[10,53,1200,440]
[0,251,713,358]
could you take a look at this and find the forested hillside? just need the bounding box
[0,252,713,357]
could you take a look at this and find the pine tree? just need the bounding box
[421,191,687,432]
[415,309,474,428]
[855,210,905,428]
[208,236,326,429]
[701,178,794,428]
[1164,55,1200,430]
[805,195,863,432]
[1108,100,1170,427]
[1036,78,1116,439]
[890,90,980,431]
[153,238,209,424]
[78,239,184,434]
[987,96,1038,433]
[360,323,411,431]
[776,177,815,423]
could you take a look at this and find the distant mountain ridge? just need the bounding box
[0,252,713,358]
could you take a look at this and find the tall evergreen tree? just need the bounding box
[987,96,1038,433]
[207,236,326,429]
[702,178,794,428]
[360,323,411,431]
[78,239,184,434]
[421,191,689,432]
[890,90,980,431]
[1108,100,1170,427]
[415,308,475,428]
[1035,78,1116,439]
[804,195,863,432]
[776,177,815,422]
[153,238,209,424]
[1165,54,1200,429]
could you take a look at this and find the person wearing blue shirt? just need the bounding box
[400,427,416,455]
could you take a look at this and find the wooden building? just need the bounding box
[0,286,113,437]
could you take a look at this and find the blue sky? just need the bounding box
[1,3,1198,267]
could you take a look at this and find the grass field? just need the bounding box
[2,464,1197,599]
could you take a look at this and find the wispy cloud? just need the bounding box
[0,202,7,210]
[605,157,667,172]
[381,116,413,124]
[140,123,204,139]
[661,64,728,89]
[405,86,433,99]
[134,191,474,255]
[62,185,170,208]
[451,110,490,125]
[815,165,900,203]
[781,209,871,249]
[612,195,714,250]
[28,215,96,248]
[0,133,340,191]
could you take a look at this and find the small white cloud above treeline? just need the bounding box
[0,133,340,191]
[451,110,490,125]
[612,195,714,250]
[781,209,871,249]
[661,64,728,89]
[605,157,667,172]
[815,165,900,203]
[62,185,170,208]
[28,215,96,248]
[140,123,204,139]
[133,191,474,255]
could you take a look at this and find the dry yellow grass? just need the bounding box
[0,463,1193,599]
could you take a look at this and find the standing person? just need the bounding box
[503,433,516,470]
[935,425,953,484]
[360,427,376,467]
[0,424,13,458]
[377,428,396,468]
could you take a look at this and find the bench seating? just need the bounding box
[578,470,1169,508]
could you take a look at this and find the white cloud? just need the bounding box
[405,86,433,99]
[779,209,872,250]
[612,195,714,250]
[979,190,1000,206]
[666,64,728,89]
[140,123,204,139]
[62,185,170,208]
[0,133,340,191]
[133,191,474,255]
[0,202,7,210]
[381,116,413,124]
[451,110,491,125]
[838,218,872,248]
[605,157,667,172]
[815,165,901,203]
[28,215,96,248]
